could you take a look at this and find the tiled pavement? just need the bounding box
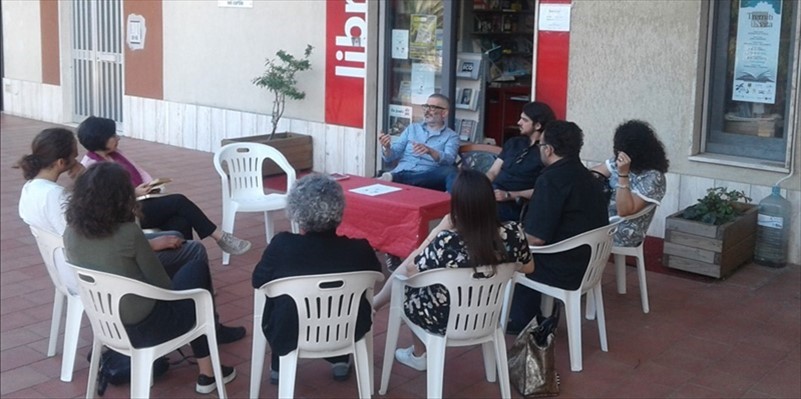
[1,113,799,398]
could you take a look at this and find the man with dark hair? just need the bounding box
[378,93,460,191]
[485,101,555,221]
[507,120,609,333]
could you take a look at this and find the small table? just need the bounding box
[336,175,450,259]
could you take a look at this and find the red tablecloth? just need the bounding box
[336,175,451,258]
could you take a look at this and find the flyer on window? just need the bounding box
[411,63,436,104]
[409,14,437,60]
[732,0,782,104]
[388,104,412,135]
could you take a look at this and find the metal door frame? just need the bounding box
[71,0,123,123]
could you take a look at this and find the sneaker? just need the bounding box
[270,370,279,385]
[217,232,251,255]
[395,346,426,371]
[379,172,393,182]
[196,365,237,394]
[332,362,351,381]
[385,254,402,272]
[216,324,246,345]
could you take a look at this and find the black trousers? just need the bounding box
[125,259,214,358]
[139,194,217,240]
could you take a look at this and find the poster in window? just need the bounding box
[388,105,412,136]
[392,29,409,60]
[732,0,782,104]
[411,63,436,104]
[409,14,437,60]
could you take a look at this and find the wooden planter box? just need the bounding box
[221,133,313,177]
[663,204,757,278]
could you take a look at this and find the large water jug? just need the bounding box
[754,186,792,268]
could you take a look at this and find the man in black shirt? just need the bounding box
[486,101,555,222]
[507,120,609,333]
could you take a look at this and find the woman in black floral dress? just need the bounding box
[374,169,534,371]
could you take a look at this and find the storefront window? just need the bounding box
[704,0,799,165]
[384,0,446,136]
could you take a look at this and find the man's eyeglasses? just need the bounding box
[422,104,447,111]
[536,142,550,149]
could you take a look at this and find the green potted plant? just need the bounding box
[222,45,314,177]
[664,187,758,278]
[252,44,314,139]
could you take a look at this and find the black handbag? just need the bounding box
[87,349,170,396]
[507,303,561,397]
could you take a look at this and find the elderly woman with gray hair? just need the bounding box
[252,173,381,385]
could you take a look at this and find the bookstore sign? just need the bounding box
[326,0,366,128]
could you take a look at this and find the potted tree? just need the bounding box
[663,187,758,278]
[222,44,314,176]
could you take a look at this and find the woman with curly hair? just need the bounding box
[592,119,669,246]
[252,173,381,384]
[76,116,251,256]
[63,162,237,394]
[372,169,534,371]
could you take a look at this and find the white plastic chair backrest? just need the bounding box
[259,271,384,353]
[403,264,517,341]
[213,142,297,201]
[610,203,657,224]
[29,225,77,296]
[529,221,621,292]
[68,265,145,355]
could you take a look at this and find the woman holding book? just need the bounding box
[77,116,251,256]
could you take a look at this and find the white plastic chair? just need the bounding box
[500,222,620,372]
[611,203,658,314]
[213,143,298,265]
[250,271,385,399]
[68,264,227,399]
[379,264,517,399]
[29,226,84,382]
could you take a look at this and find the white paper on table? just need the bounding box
[349,184,402,197]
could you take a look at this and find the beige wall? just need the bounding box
[567,0,800,191]
[2,0,43,82]
[161,0,326,124]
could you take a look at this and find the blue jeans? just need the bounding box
[392,166,458,192]
[145,231,209,278]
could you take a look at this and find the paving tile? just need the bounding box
[0,365,51,396]
[751,358,801,398]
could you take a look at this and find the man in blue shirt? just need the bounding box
[378,94,460,191]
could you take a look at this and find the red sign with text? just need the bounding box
[325,0,367,128]
[535,0,571,119]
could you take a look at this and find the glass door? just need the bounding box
[382,0,458,138]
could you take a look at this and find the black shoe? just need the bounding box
[217,325,246,345]
[332,362,351,381]
[385,254,402,272]
[270,370,279,385]
[196,365,236,394]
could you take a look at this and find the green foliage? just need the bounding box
[252,44,313,138]
[682,187,752,225]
